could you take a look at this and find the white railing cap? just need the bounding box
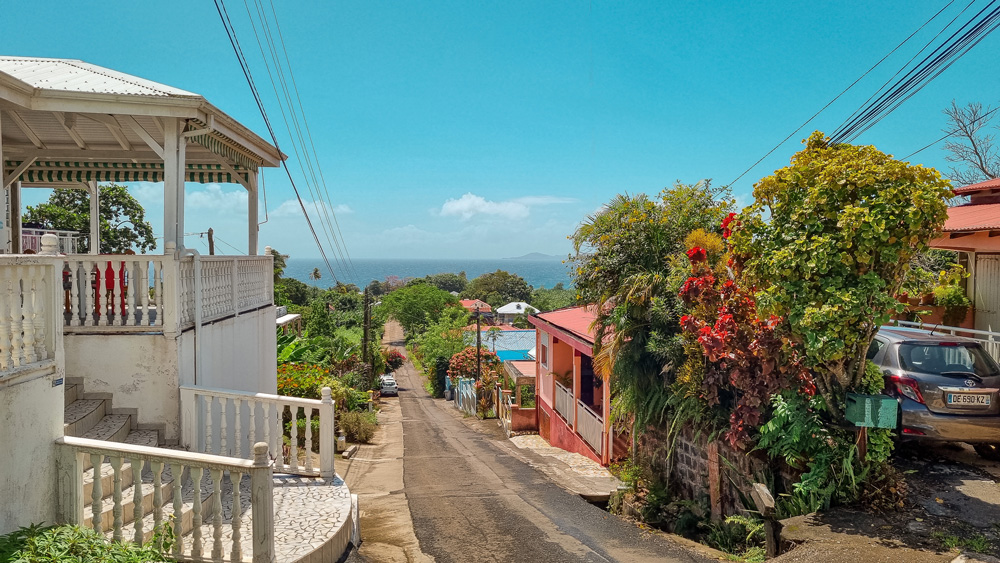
[180,384,324,407]
[57,435,264,470]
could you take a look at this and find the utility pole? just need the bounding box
[362,287,372,386]
[475,304,482,382]
[207,228,215,255]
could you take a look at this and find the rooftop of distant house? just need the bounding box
[529,305,598,345]
[459,299,491,313]
[496,301,539,315]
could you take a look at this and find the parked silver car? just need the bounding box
[380,376,398,396]
[873,327,1000,459]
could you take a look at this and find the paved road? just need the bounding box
[382,325,711,563]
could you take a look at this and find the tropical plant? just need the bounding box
[378,282,459,336]
[340,411,378,443]
[309,267,322,281]
[384,349,406,370]
[572,181,734,431]
[23,184,156,254]
[0,523,175,562]
[460,270,532,308]
[447,346,503,384]
[732,132,951,417]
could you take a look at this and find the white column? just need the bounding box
[88,181,99,255]
[174,128,186,250]
[11,182,20,254]
[248,171,258,255]
[0,115,7,254]
[163,118,179,253]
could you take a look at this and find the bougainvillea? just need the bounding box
[679,242,813,447]
[384,349,406,371]
[447,346,503,385]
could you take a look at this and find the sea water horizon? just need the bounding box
[284,257,576,290]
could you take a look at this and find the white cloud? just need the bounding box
[439,193,576,221]
[271,198,352,218]
[185,184,247,211]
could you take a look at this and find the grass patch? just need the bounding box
[932,531,992,553]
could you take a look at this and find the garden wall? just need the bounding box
[641,424,792,519]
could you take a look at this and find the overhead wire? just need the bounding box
[830,0,1000,144]
[725,0,959,187]
[239,0,359,283]
[239,0,352,280]
[212,0,342,284]
[900,105,1000,160]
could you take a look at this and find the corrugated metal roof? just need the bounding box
[953,178,1000,195]
[943,202,1000,231]
[0,56,197,97]
[533,306,598,345]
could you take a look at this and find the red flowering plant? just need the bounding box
[448,346,503,416]
[679,236,813,447]
[384,349,407,371]
[277,363,331,399]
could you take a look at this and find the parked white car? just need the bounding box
[380,376,398,396]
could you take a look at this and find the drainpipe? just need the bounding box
[177,247,203,385]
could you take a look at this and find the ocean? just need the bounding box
[284,257,576,290]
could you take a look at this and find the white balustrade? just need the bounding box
[554,381,574,424]
[60,255,167,330]
[177,256,273,327]
[180,385,336,478]
[889,320,1000,361]
[56,436,275,563]
[576,400,604,456]
[0,258,59,376]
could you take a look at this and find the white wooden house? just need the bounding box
[0,57,355,562]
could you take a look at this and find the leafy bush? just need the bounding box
[340,411,377,443]
[384,349,406,370]
[277,363,330,399]
[0,523,174,562]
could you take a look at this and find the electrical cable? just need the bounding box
[726,0,959,187]
[213,0,342,283]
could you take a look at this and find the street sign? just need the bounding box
[845,393,898,429]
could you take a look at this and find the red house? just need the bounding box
[459,299,491,314]
[528,306,623,466]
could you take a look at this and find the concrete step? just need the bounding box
[64,384,79,407]
[123,429,159,448]
[64,399,106,437]
[80,415,131,471]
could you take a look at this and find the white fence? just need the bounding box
[554,381,573,424]
[889,320,1000,361]
[22,228,80,254]
[180,385,335,478]
[57,436,274,563]
[0,258,60,376]
[576,400,604,456]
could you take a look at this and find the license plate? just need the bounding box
[947,393,991,406]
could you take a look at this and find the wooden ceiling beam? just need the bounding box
[52,111,88,150]
[3,110,46,149]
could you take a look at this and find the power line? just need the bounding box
[900,104,1000,160]
[212,0,343,284]
[726,0,959,187]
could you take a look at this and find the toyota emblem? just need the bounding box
[966,379,977,387]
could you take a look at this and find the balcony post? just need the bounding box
[55,444,85,525]
[251,442,275,563]
[248,171,258,255]
[320,387,335,478]
[88,182,99,255]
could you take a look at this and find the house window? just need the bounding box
[541,344,548,366]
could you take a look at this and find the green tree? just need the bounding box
[269,248,288,282]
[414,307,469,373]
[733,132,951,416]
[309,267,322,281]
[572,180,734,428]
[423,272,467,293]
[460,270,531,308]
[379,282,459,336]
[24,184,155,254]
[530,284,577,312]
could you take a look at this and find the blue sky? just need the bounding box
[7,1,1000,271]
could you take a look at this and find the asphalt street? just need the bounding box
[377,324,711,563]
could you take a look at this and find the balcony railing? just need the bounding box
[180,385,336,478]
[554,380,573,424]
[52,253,272,333]
[576,400,604,456]
[56,436,274,563]
[22,228,80,255]
[0,258,60,377]
[889,320,1000,361]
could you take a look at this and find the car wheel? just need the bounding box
[973,443,1000,460]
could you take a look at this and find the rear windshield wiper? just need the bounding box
[940,371,984,383]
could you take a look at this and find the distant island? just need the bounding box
[504,252,562,260]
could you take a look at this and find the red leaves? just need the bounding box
[680,243,813,448]
[721,212,738,239]
[686,246,708,264]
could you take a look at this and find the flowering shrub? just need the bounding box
[447,346,502,385]
[384,349,406,371]
[277,363,330,399]
[679,239,813,447]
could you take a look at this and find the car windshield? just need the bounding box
[898,342,1000,378]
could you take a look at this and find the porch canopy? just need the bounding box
[0,56,284,255]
